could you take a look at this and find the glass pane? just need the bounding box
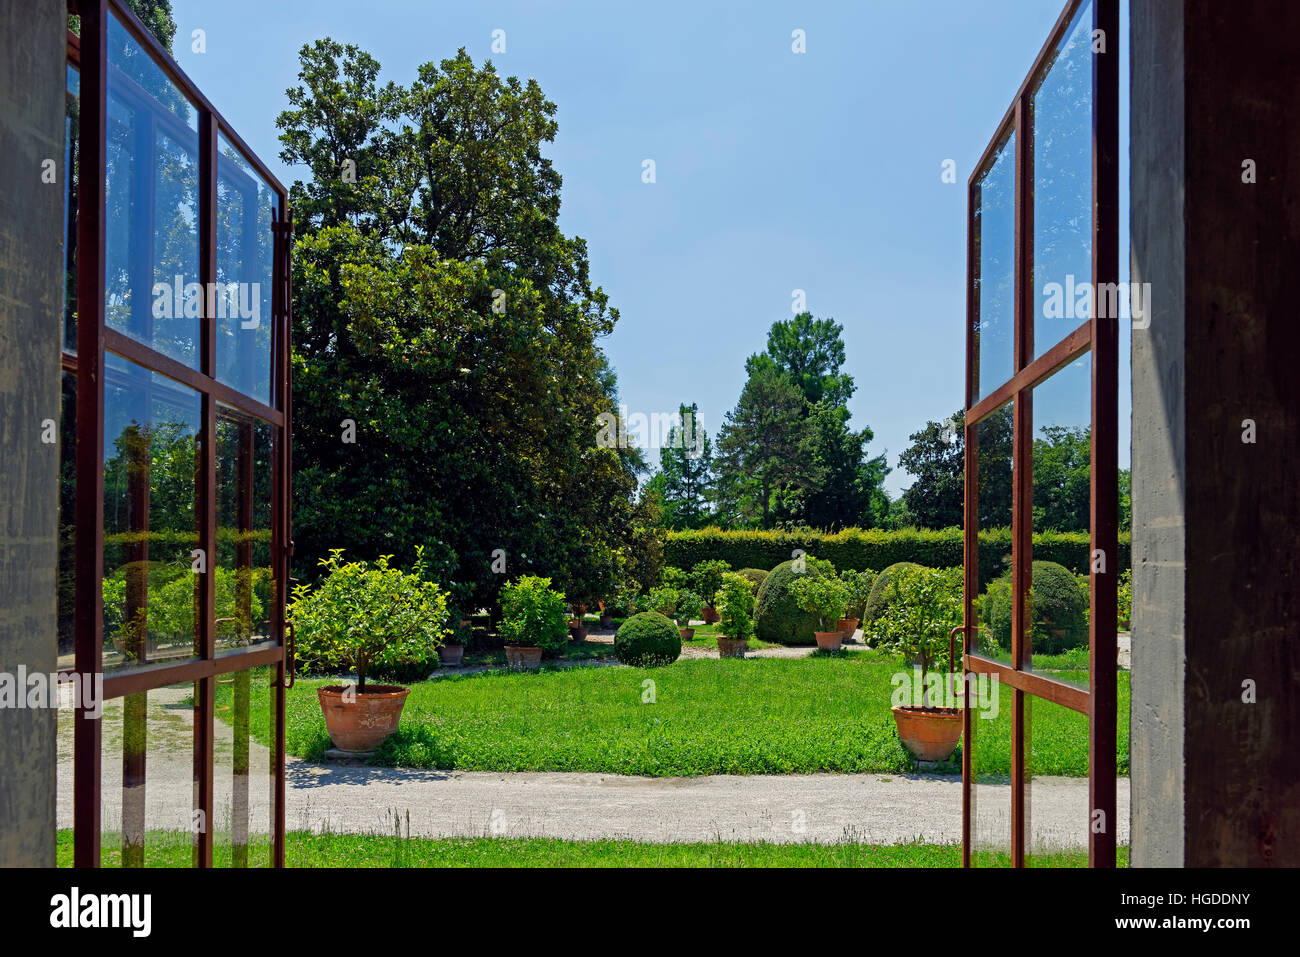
[969,685,1014,867]
[215,405,277,657]
[1027,353,1092,687]
[102,354,203,673]
[98,680,198,866]
[105,11,200,368]
[1030,1,1094,358]
[216,136,277,405]
[214,667,276,867]
[973,405,1014,666]
[973,128,1016,401]
[1025,695,1103,867]
[64,64,79,354]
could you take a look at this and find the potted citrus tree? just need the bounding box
[498,575,569,670]
[714,572,755,659]
[875,566,964,762]
[837,568,875,641]
[674,588,703,640]
[290,547,450,754]
[790,573,852,651]
[440,612,471,667]
[691,559,730,624]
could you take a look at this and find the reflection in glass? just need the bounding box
[973,406,1014,666]
[99,681,198,866]
[1031,1,1094,357]
[215,405,276,657]
[102,354,202,672]
[973,129,1016,402]
[1028,354,1092,687]
[214,668,276,867]
[216,136,277,405]
[64,65,80,354]
[104,11,200,367]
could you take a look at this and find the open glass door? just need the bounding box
[63,0,293,867]
[962,0,1118,867]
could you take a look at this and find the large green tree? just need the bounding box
[652,403,715,530]
[897,407,1014,530]
[744,313,887,529]
[715,365,824,529]
[279,43,641,607]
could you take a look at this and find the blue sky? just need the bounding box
[169,0,1130,497]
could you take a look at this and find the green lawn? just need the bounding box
[229,651,1129,777]
[58,830,1125,868]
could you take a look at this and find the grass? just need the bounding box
[57,830,1126,868]
[227,650,1129,777]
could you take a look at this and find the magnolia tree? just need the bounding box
[289,547,450,691]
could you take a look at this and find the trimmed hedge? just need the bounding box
[613,612,682,667]
[664,527,1129,584]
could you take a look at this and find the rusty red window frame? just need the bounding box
[961,0,1119,868]
[67,0,293,868]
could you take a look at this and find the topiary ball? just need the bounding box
[984,560,1088,655]
[754,559,833,646]
[736,568,769,595]
[863,562,922,627]
[613,612,682,667]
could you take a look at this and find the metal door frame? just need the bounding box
[66,0,293,867]
[961,0,1119,867]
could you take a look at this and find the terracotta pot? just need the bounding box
[679,627,696,641]
[568,620,588,642]
[701,606,720,624]
[317,684,410,753]
[439,643,465,667]
[505,644,543,670]
[814,630,843,652]
[717,636,748,659]
[891,705,963,762]
[836,617,860,639]
[599,613,613,628]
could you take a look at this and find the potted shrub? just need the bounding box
[789,573,852,652]
[598,600,614,629]
[290,548,450,753]
[647,585,679,619]
[714,572,755,659]
[498,575,569,669]
[440,612,471,667]
[674,588,703,640]
[567,602,589,642]
[837,568,875,640]
[691,559,730,624]
[876,566,964,762]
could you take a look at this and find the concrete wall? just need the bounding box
[0,0,66,867]
[1128,0,1186,870]
[1130,0,1300,867]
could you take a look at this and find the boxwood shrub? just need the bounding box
[754,558,835,646]
[613,612,682,667]
[735,568,769,595]
[983,560,1088,655]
